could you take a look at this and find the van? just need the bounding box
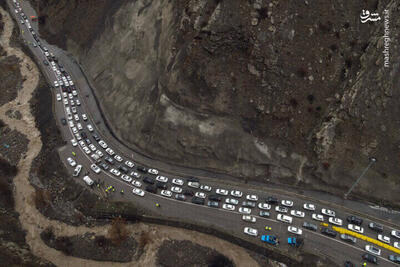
[83,176,94,186]
[277,214,293,224]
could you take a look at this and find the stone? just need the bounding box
[251,18,259,26]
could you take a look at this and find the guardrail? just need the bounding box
[332,226,400,254]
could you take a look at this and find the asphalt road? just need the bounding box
[6,0,400,266]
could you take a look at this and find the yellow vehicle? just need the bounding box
[72,151,76,156]
[320,222,329,227]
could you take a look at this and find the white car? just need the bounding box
[281,200,294,207]
[246,194,258,201]
[83,146,91,154]
[75,99,81,106]
[171,186,182,193]
[120,174,132,183]
[244,227,258,237]
[200,185,212,192]
[95,150,103,157]
[277,214,293,224]
[78,140,86,147]
[187,181,200,188]
[75,133,82,141]
[106,148,114,155]
[83,176,94,186]
[303,203,316,211]
[216,188,228,196]
[68,120,74,128]
[82,114,87,121]
[148,168,159,175]
[131,180,142,188]
[394,242,400,249]
[195,192,206,199]
[53,81,59,87]
[125,160,135,168]
[70,100,75,106]
[76,122,82,130]
[258,203,271,210]
[242,215,256,223]
[68,93,73,100]
[73,165,82,177]
[226,198,239,205]
[74,114,79,121]
[131,172,140,178]
[377,234,390,244]
[328,217,343,226]
[365,245,381,256]
[63,99,68,106]
[222,204,235,211]
[89,144,96,151]
[238,207,251,214]
[132,188,145,197]
[99,140,108,149]
[172,178,184,186]
[114,155,123,162]
[391,230,400,239]
[72,127,78,134]
[161,190,172,198]
[72,107,77,114]
[348,224,364,234]
[288,226,303,235]
[87,124,93,132]
[62,92,67,98]
[56,93,61,101]
[110,168,121,177]
[72,90,77,96]
[290,210,305,218]
[156,175,168,183]
[90,164,101,174]
[230,190,243,198]
[71,139,77,147]
[321,208,335,217]
[275,206,288,213]
[312,214,324,222]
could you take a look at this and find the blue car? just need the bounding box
[261,235,278,245]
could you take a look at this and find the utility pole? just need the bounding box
[344,157,377,199]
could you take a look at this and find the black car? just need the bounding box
[61,118,67,125]
[85,138,91,145]
[92,133,100,142]
[145,185,157,193]
[156,181,167,190]
[362,254,377,264]
[389,255,400,264]
[303,221,317,231]
[118,165,129,174]
[347,215,363,226]
[321,227,337,238]
[80,132,87,139]
[43,60,49,66]
[105,156,114,165]
[99,163,109,170]
[175,194,186,201]
[187,177,200,183]
[344,261,354,267]
[183,189,194,196]
[267,196,278,204]
[207,201,219,208]
[208,195,222,202]
[143,177,155,185]
[369,222,383,233]
[137,166,147,173]
[192,197,205,205]
[259,211,270,217]
[242,201,256,208]
[340,234,356,244]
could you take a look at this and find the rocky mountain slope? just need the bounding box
[32,0,400,205]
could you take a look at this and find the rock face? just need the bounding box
[33,0,400,205]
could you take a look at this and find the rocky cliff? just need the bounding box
[32,0,400,205]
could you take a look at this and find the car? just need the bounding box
[56,93,61,101]
[90,164,101,174]
[67,157,76,167]
[71,139,77,147]
[277,214,293,224]
[266,196,278,204]
[70,100,75,106]
[302,221,318,231]
[346,215,363,226]
[114,155,123,162]
[321,227,337,238]
[328,217,343,226]
[131,171,140,178]
[288,226,302,235]
[80,132,88,139]
[156,175,168,183]
[109,168,121,177]
[68,120,74,128]
[259,211,270,217]
[132,188,145,197]
[120,174,132,183]
[74,114,79,121]
[369,222,383,233]
[200,185,212,192]
[99,140,107,149]
[172,178,184,186]
[145,185,157,193]
[187,177,200,183]
[87,124,94,132]
[183,189,194,196]
[106,148,115,156]
[131,180,141,188]
[156,182,167,190]
[312,214,324,222]
[365,245,381,256]
[246,194,258,201]
[275,206,288,213]
[195,192,206,199]
[95,150,103,157]
[226,198,239,205]
[175,194,186,201]
[91,153,101,163]
[242,215,256,223]
[244,227,258,237]
[54,81,59,87]
[72,90,77,96]
[76,99,81,106]
[281,200,293,207]
[82,114,87,121]
[230,190,243,198]
[61,118,67,125]
[125,160,134,168]
[303,203,316,211]
[377,234,390,244]
[216,188,228,196]
[84,139,91,146]
[160,190,172,197]
[187,181,200,188]
[72,127,78,134]
[238,207,251,214]
[394,242,400,249]
[73,165,82,177]
[92,133,100,142]
[362,254,378,264]
[389,255,400,264]
[74,133,82,141]
[75,122,82,130]
[222,204,235,211]
[340,234,357,244]
[63,99,69,106]
[391,230,400,239]
[83,146,91,154]
[242,201,256,208]
[321,208,335,217]
[148,168,159,175]
[290,210,305,218]
[192,197,205,205]
[89,144,97,151]
[207,201,219,208]
[348,224,364,234]
[137,166,147,172]
[83,176,94,186]
[68,93,73,100]
[171,186,182,193]
[104,156,114,165]
[99,163,109,170]
[143,177,155,185]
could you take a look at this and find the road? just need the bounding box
[6,0,400,266]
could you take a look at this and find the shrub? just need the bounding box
[107,217,129,245]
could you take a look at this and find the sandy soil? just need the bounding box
[0,6,261,267]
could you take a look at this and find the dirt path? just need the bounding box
[0,7,260,267]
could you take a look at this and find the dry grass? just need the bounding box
[107,217,130,245]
